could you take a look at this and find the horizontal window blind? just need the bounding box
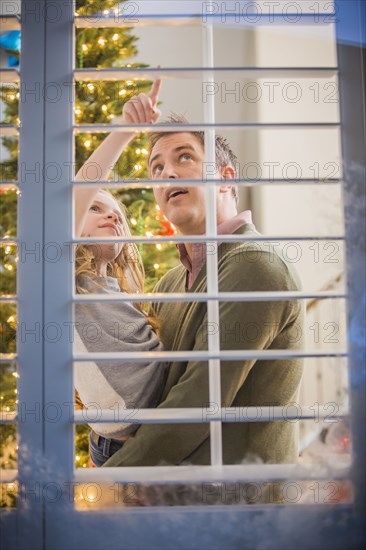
[1,1,365,549]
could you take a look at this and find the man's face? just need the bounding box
[150,133,208,234]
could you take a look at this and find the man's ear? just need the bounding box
[218,165,236,194]
[220,165,236,180]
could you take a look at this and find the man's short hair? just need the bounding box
[148,113,239,205]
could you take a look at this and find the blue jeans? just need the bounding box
[89,431,125,467]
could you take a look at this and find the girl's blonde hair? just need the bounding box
[75,190,144,295]
[74,191,159,410]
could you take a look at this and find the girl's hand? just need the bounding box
[74,80,162,238]
[114,78,162,126]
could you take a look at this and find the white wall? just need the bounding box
[253,22,348,447]
[131,24,258,211]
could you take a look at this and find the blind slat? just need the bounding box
[0,354,17,363]
[74,67,338,81]
[0,16,21,31]
[75,122,339,133]
[73,406,348,424]
[75,14,336,30]
[0,296,17,303]
[74,235,345,243]
[74,463,350,484]
[0,69,20,82]
[0,125,18,136]
[73,291,346,303]
[0,470,17,483]
[73,179,341,188]
[0,412,17,424]
[0,182,19,191]
[73,350,347,362]
[0,238,18,244]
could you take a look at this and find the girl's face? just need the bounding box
[81,191,125,271]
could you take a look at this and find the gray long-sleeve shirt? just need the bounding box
[74,275,167,438]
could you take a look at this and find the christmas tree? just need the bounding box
[1,0,179,499]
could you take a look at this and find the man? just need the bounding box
[104,89,304,470]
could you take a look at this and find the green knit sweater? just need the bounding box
[104,223,304,467]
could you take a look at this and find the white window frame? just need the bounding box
[0,1,365,548]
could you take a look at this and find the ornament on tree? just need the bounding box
[0,31,20,67]
[158,216,175,237]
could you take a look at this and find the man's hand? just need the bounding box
[117,79,162,125]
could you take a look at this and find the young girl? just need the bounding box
[74,80,165,467]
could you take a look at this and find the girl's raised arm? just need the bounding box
[74,78,162,238]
